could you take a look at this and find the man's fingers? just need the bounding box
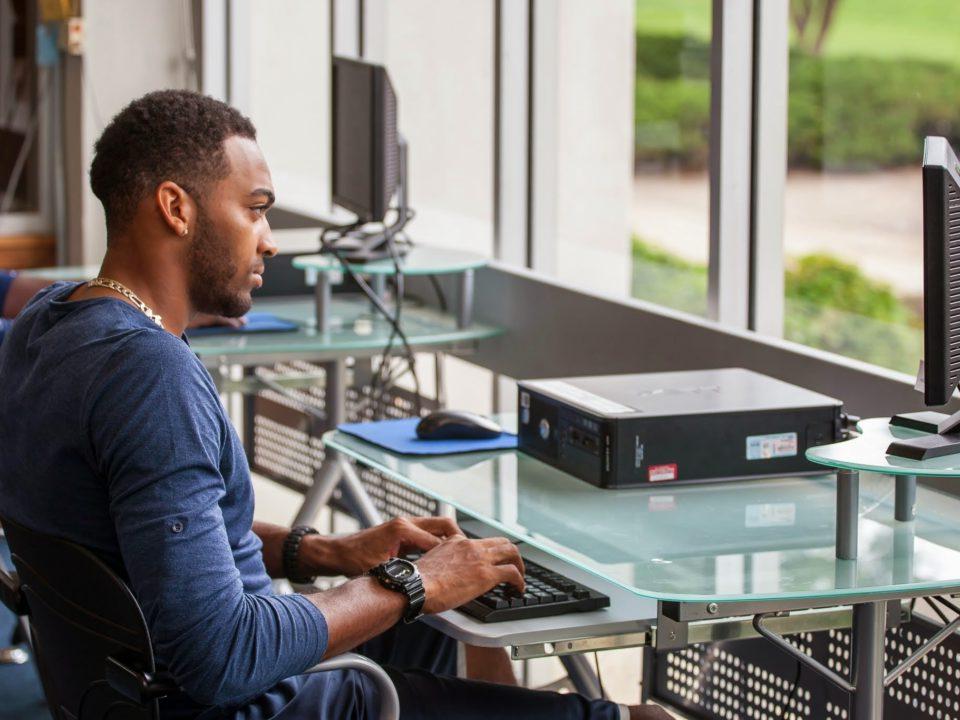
[496,563,525,592]
[398,525,443,553]
[480,538,524,575]
[409,516,462,538]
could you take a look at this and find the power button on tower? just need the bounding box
[539,418,551,440]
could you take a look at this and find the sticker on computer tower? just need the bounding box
[746,432,798,460]
[648,463,678,482]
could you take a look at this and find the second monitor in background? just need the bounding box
[329,56,412,262]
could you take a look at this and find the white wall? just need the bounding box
[81,0,195,263]
[241,0,331,225]
[533,0,635,297]
[364,0,495,257]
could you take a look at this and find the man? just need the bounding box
[0,90,668,720]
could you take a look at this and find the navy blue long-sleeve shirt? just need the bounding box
[0,282,329,716]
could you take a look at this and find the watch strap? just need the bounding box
[283,525,319,584]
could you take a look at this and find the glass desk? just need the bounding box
[292,245,488,331]
[188,295,501,368]
[325,423,960,719]
[807,418,958,562]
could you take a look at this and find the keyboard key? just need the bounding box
[479,595,508,610]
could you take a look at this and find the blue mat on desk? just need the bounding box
[338,417,518,456]
[185,312,298,337]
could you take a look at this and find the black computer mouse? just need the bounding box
[415,410,503,440]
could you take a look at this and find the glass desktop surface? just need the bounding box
[806,417,960,477]
[292,245,488,276]
[325,421,960,604]
[188,296,501,358]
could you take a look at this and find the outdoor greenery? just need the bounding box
[630,238,922,373]
[634,0,960,170]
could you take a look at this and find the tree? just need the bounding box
[791,0,842,55]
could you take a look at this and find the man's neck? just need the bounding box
[91,247,192,336]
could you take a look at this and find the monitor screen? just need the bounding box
[922,136,960,406]
[332,56,399,223]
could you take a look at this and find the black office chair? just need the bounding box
[0,517,399,720]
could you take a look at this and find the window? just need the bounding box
[630,0,712,316]
[0,0,39,215]
[363,0,496,258]
[780,0,960,373]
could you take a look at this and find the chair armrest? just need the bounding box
[104,656,180,703]
[304,653,399,720]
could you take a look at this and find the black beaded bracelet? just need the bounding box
[282,525,319,584]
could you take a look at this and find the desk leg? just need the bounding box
[850,601,886,720]
[339,458,383,528]
[456,269,474,329]
[559,654,604,700]
[293,455,345,527]
[895,474,917,521]
[315,273,332,333]
[837,469,860,560]
[292,359,346,527]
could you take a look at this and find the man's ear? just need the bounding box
[155,181,196,238]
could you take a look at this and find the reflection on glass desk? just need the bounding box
[187,295,501,364]
[292,245,488,276]
[324,425,960,605]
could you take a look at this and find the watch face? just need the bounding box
[387,559,416,581]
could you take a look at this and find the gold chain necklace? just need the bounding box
[86,278,163,328]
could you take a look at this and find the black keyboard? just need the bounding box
[405,548,610,623]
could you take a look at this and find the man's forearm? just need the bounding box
[252,521,288,578]
[253,521,343,579]
[305,577,406,658]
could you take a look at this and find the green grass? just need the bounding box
[821,0,960,66]
[635,0,711,40]
[636,0,960,67]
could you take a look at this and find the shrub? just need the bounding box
[629,239,922,372]
[634,32,960,170]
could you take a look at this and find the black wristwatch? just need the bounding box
[282,525,319,584]
[370,558,426,624]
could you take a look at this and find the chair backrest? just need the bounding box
[1,516,171,720]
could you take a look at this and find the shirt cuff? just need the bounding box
[619,704,631,720]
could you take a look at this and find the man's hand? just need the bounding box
[302,516,461,577]
[416,535,525,614]
[187,312,247,329]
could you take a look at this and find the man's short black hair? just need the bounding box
[89,89,257,236]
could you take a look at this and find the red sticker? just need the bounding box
[648,463,678,483]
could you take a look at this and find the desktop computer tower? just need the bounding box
[517,368,843,488]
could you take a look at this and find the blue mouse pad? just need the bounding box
[338,417,518,456]
[186,312,299,337]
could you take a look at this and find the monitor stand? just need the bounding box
[887,410,960,460]
[322,137,412,264]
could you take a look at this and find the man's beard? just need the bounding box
[186,206,252,318]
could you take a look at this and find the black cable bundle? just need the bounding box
[319,213,422,420]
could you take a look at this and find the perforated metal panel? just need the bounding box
[647,615,960,719]
[246,361,439,519]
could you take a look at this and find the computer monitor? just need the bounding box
[332,56,400,222]
[888,136,960,459]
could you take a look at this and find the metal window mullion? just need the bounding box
[708,0,754,329]
[200,0,228,101]
[333,0,361,58]
[494,0,529,267]
[226,0,251,113]
[750,0,788,336]
[528,0,559,275]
